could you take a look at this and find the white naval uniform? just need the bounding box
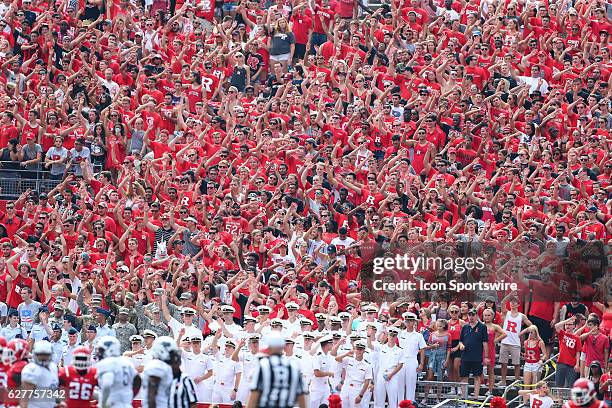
[133,349,153,400]
[373,344,405,408]
[309,350,334,408]
[236,350,259,404]
[211,352,242,403]
[296,347,315,392]
[167,318,202,341]
[340,357,373,408]
[182,350,212,402]
[399,330,426,401]
[284,318,302,336]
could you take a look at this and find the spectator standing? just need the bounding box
[554,316,583,388]
[45,137,70,180]
[113,307,138,354]
[499,294,531,386]
[579,317,609,377]
[17,287,41,333]
[458,309,488,398]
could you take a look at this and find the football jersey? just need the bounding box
[7,360,28,406]
[20,362,60,408]
[140,359,173,408]
[58,366,98,408]
[96,356,138,407]
[0,362,8,408]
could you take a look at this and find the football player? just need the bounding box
[141,336,179,408]
[20,340,60,408]
[563,378,607,408]
[59,347,98,408]
[5,339,29,407]
[95,336,141,408]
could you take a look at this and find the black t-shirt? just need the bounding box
[246,52,264,74]
[493,72,518,89]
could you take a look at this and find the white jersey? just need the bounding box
[141,359,173,408]
[96,356,138,407]
[501,311,524,346]
[20,362,59,408]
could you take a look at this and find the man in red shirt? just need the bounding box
[554,316,583,387]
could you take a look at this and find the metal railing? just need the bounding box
[493,353,560,408]
[0,162,103,199]
[416,381,470,407]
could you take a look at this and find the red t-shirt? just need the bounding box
[557,329,582,367]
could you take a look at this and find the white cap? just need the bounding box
[403,312,418,321]
[263,332,286,349]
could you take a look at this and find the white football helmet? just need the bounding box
[571,378,596,406]
[151,336,180,364]
[95,336,121,360]
[32,340,53,367]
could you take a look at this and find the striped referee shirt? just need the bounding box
[250,354,305,408]
[169,372,198,408]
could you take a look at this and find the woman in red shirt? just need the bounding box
[447,304,465,383]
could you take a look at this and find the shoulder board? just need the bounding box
[317,352,323,355]
[397,345,403,349]
[364,359,370,364]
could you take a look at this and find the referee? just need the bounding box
[169,346,198,408]
[247,332,307,408]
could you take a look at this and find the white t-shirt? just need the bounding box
[530,394,553,408]
[141,359,173,408]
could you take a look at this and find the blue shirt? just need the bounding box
[459,321,488,362]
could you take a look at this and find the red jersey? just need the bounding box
[6,360,28,405]
[563,401,606,408]
[59,366,98,408]
[0,362,8,400]
[223,216,249,236]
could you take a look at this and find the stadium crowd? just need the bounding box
[0,0,609,406]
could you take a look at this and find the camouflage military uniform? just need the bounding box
[112,321,137,353]
[105,293,139,329]
[134,303,171,338]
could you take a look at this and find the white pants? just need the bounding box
[195,379,212,402]
[309,381,331,408]
[374,371,399,408]
[404,358,419,401]
[397,365,406,401]
[341,382,367,408]
[211,385,233,403]
[237,380,251,404]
